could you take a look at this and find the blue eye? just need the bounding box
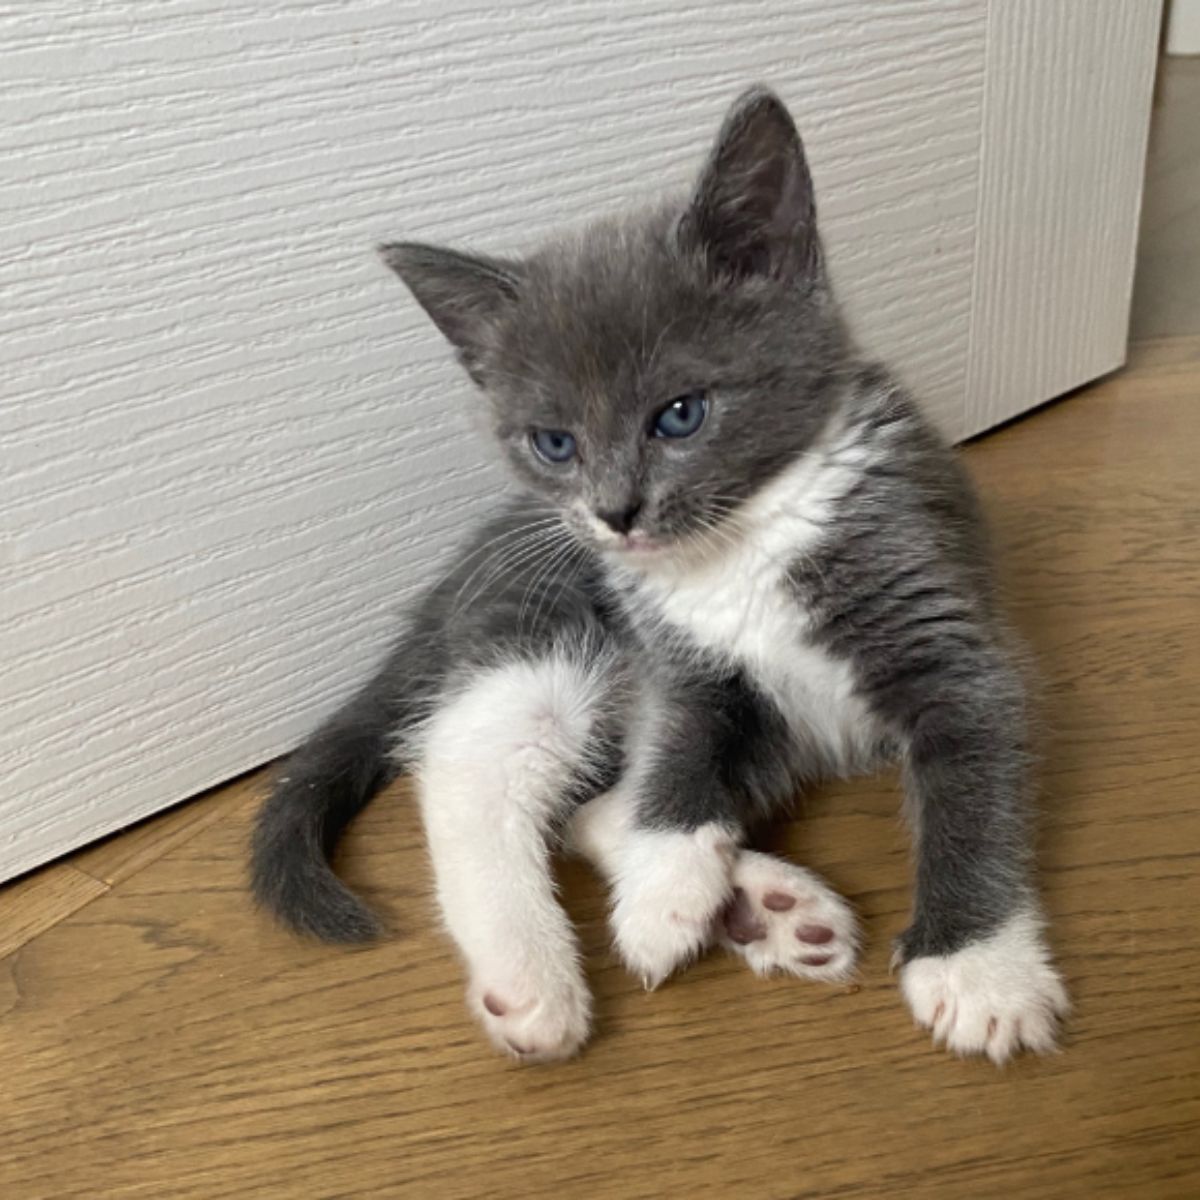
[531,428,577,464]
[654,391,708,439]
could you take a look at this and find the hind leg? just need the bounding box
[418,652,612,1062]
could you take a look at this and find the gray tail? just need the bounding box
[250,683,403,943]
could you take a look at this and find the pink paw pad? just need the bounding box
[472,981,591,1063]
[795,924,835,945]
[721,887,768,945]
[717,850,859,983]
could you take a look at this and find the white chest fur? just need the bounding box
[623,436,878,771]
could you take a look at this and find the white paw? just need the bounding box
[900,911,1070,1065]
[610,823,737,989]
[468,968,592,1064]
[717,850,860,982]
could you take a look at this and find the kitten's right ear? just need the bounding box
[378,242,522,374]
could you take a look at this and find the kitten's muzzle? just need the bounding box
[596,502,643,535]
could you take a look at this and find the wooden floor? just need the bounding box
[3,335,1198,1199]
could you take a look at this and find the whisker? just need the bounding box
[517,534,575,633]
[452,526,565,617]
[531,538,589,635]
[446,520,562,614]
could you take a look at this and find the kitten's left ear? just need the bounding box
[680,86,822,283]
[378,241,523,376]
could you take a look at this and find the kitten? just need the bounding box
[251,87,1068,1065]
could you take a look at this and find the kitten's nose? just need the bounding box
[596,502,642,535]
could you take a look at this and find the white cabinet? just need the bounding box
[0,1,1162,879]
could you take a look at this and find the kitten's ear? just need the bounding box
[378,242,522,372]
[680,87,821,282]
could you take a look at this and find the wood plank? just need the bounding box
[0,865,108,962]
[71,772,266,888]
[1,345,1198,1197]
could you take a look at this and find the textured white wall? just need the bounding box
[5,0,1150,880]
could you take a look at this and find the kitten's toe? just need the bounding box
[899,911,1069,1065]
[717,850,859,982]
[469,967,592,1063]
[614,899,720,990]
[610,824,737,988]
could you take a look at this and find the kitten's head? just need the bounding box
[381,87,849,562]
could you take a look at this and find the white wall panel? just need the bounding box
[964,0,1162,435]
[2,1,990,879]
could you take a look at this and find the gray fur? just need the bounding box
[252,86,1040,968]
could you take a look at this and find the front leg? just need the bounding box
[571,781,740,989]
[891,654,1069,1063]
[572,668,769,986]
[571,667,858,987]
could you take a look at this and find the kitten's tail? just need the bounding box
[250,676,406,943]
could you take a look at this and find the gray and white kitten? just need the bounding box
[252,88,1068,1064]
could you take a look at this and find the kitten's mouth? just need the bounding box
[609,530,663,556]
